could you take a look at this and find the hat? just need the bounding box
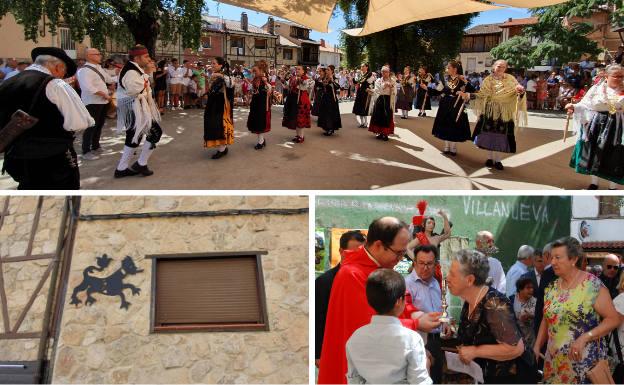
[128,45,149,57]
[31,47,78,77]
[412,200,428,227]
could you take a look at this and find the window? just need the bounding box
[58,27,75,51]
[484,34,499,50]
[598,196,622,217]
[231,37,244,48]
[201,37,212,49]
[283,48,293,60]
[255,38,267,49]
[150,252,269,332]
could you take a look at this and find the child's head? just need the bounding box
[366,268,406,316]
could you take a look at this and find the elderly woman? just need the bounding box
[613,273,624,382]
[566,64,624,190]
[447,249,536,384]
[468,59,527,171]
[368,66,397,141]
[533,237,620,384]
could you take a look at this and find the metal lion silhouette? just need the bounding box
[70,254,144,310]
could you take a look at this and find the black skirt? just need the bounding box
[311,83,324,116]
[396,85,415,111]
[247,86,271,134]
[317,86,341,132]
[472,109,517,153]
[431,94,471,142]
[415,87,431,111]
[352,85,372,116]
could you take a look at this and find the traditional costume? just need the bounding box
[311,75,324,117]
[0,47,93,189]
[247,75,272,150]
[282,74,313,143]
[471,73,527,170]
[431,75,475,155]
[368,72,397,141]
[203,71,234,159]
[114,48,162,177]
[317,78,342,136]
[415,72,434,116]
[317,245,421,384]
[396,72,416,119]
[569,81,624,189]
[352,71,375,128]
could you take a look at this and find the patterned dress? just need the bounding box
[543,273,606,384]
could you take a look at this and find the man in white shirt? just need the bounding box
[346,268,432,385]
[475,231,506,294]
[506,245,534,297]
[181,60,194,109]
[167,58,185,109]
[0,47,94,189]
[77,48,117,160]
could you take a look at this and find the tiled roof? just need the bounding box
[500,17,538,27]
[582,241,624,249]
[320,43,342,53]
[279,36,299,47]
[201,15,274,36]
[465,23,502,35]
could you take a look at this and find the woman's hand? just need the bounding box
[532,344,542,364]
[420,83,428,90]
[515,84,525,94]
[568,335,588,361]
[458,345,478,365]
[564,103,574,114]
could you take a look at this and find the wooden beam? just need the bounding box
[0,332,41,340]
[1,254,55,263]
[0,196,9,232]
[25,197,44,257]
[11,262,54,334]
[0,261,10,333]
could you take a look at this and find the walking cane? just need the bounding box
[563,113,571,142]
[456,99,466,123]
[420,91,428,115]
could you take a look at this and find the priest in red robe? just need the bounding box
[318,217,442,384]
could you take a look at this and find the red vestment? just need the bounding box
[317,245,420,384]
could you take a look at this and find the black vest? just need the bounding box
[0,70,74,159]
[118,61,143,91]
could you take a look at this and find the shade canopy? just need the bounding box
[217,0,571,36]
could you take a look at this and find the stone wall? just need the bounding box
[51,196,309,384]
[0,196,66,361]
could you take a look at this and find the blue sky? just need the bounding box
[205,1,531,45]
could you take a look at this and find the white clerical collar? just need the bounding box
[25,64,52,75]
[363,247,381,267]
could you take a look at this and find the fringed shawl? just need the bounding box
[472,73,527,128]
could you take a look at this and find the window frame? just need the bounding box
[283,48,293,60]
[255,38,267,50]
[598,196,623,217]
[147,251,269,333]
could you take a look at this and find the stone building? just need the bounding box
[0,196,308,384]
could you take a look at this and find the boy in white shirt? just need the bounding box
[346,268,432,385]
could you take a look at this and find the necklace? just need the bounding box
[468,286,488,317]
[447,76,460,90]
[559,270,581,291]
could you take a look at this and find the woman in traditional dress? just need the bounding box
[203,56,234,159]
[247,60,272,150]
[566,64,624,190]
[415,66,434,117]
[368,66,397,141]
[352,63,375,128]
[311,67,326,118]
[396,66,416,119]
[282,65,314,143]
[431,60,475,156]
[317,65,342,136]
[470,59,527,170]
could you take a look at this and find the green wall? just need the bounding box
[316,195,572,271]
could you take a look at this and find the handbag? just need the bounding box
[613,329,624,383]
[0,76,51,153]
[587,359,615,384]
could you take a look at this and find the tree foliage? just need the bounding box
[0,0,206,57]
[490,0,623,68]
[337,0,474,73]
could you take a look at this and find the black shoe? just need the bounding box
[212,147,228,159]
[450,151,457,156]
[114,168,139,178]
[131,161,154,176]
[494,161,504,170]
[382,135,389,141]
[254,140,266,150]
[422,112,426,117]
[442,150,451,155]
[323,130,334,136]
[587,184,598,190]
[485,159,494,167]
[375,134,383,140]
[418,112,422,117]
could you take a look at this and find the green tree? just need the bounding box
[337,0,474,73]
[490,1,624,68]
[0,0,205,57]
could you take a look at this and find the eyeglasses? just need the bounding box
[417,261,435,269]
[606,265,619,270]
[385,245,407,259]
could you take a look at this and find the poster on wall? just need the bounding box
[329,228,368,268]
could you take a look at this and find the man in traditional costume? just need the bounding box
[0,47,94,189]
[396,66,416,119]
[114,45,162,177]
[317,217,442,384]
[566,64,624,189]
[247,60,271,150]
[282,65,314,143]
[352,63,375,128]
[368,66,397,141]
[431,60,475,156]
[415,66,434,117]
[470,59,527,170]
[204,57,234,159]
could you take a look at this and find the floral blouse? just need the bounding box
[458,287,526,382]
[543,273,606,384]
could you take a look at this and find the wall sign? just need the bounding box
[70,254,144,310]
